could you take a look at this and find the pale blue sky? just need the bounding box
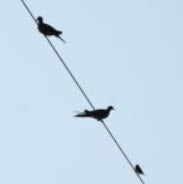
[0,0,182,183]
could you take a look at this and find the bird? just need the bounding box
[134,164,144,175]
[74,106,114,121]
[37,16,66,43]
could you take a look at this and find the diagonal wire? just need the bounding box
[20,1,145,184]
[20,0,95,110]
[101,120,145,184]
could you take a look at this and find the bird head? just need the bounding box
[108,106,114,111]
[37,16,43,23]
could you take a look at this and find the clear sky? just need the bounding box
[0,0,182,184]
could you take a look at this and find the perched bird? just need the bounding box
[75,106,114,121]
[135,164,144,175]
[37,16,66,43]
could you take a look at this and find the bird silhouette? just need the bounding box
[37,16,66,43]
[135,164,144,175]
[75,106,114,121]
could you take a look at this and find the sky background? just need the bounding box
[0,0,182,183]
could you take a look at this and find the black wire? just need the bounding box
[101,120,145,184]
[20,0,95,110]
[21,0,37,23]
[45,37,95,110]
[20,1,146,184]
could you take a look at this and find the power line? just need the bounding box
[101,120,145,184]
[20,1,145,184]
[21,0,95,110]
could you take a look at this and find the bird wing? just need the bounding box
[41,23,61,35]
[44,23,57,31]
[88,109,106,120]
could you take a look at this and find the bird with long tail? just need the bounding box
[37,16,66,43]
[75,106,114,121]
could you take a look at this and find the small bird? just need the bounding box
[135,164,144,175]
[37,16,66,43]
[75,106,114,121]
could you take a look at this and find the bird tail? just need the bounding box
[75,114,89,118]
[74,110,91,118]
[58,36,66,44]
